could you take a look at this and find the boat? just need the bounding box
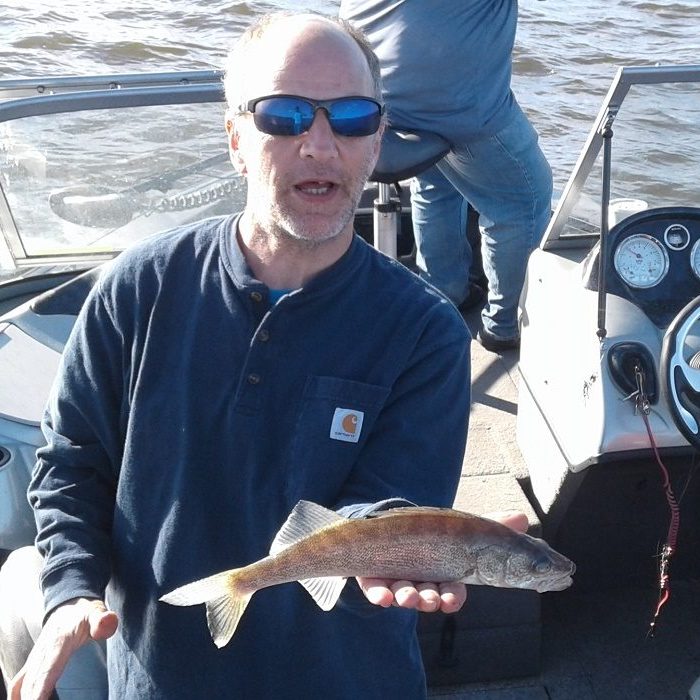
[1,64,699,699]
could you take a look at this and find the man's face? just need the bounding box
[228,20,383,247]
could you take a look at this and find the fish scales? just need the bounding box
[248,509,477,586]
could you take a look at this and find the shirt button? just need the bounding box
[259,329,270,342]
[250,291,263,303]
[247,373,261,385]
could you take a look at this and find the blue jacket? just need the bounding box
[30,215,471,699]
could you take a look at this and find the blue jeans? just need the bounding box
[410,103,553,340]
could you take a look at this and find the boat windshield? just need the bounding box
[0,72,246,282]
[1,66,699,279]
[543,65,700,250]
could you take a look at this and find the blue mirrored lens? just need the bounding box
[251,96,381,137]
[254,97,315,136]
[329,99,382,137]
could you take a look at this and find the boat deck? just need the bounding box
[428,308,700,699]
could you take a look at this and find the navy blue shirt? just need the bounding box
[30,215,471,699]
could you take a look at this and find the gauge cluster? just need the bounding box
[600,208,700,327]
[612,224,699,289]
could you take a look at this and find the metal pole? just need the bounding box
[597,113,614,340]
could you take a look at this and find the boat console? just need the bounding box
[517,65,700,586]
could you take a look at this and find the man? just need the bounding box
[340,0,553,352]
[6,13,518,699]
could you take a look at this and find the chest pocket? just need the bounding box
[286,375,390,502]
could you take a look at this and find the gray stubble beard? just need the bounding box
[248,148,378,250]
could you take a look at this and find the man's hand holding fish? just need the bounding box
[356,511,530,612]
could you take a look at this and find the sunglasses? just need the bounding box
[238,94,384,137]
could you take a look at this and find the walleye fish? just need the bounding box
[161,501,575,647]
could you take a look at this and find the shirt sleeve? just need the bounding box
[28,278,125,617]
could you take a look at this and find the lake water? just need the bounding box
[1,0,698,192]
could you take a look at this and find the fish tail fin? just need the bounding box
[160,570,252,648]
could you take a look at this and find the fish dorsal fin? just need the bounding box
[270,500,345,555]
[299,575,348,611]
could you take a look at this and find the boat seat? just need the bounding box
[30,266,102,317]
[368,128,450,258]
[371,127,450,184]
[0,267,103,428]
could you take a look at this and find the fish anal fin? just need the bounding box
[270,501,345,555]
[206,591,254,648]
[299,575,348,611]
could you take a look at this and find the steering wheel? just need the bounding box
[661,295,700,449]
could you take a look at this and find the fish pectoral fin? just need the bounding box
[270,501,345,555]
[457,566,481,586]
[206,591,254,648]
[299,576,348,611]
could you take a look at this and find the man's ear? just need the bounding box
[225,114,247,175]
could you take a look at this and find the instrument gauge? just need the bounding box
[664,223,690,251]
[613,234,669,289]
[690,240,700,281]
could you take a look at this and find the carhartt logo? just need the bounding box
[330,408,364,443]
[342,414,358,433]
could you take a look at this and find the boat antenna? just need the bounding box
[596,110,616,340]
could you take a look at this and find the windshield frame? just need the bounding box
[542,64,700,251]
[0,70,225,274]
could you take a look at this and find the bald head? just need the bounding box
[223,13,382,112]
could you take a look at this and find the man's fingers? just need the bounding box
[11,641,71,700]
[437,581,468,613]
[484,510,529,533]
[390,580,420,608]
[356,577,393,607]
[414,582,467,613]
[358,577,467,614]
[88,607,119,641]
[414,583,441,612]
[9,598,116,700]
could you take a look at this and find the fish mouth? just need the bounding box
[542,575,574,592]
[535,566,576,592]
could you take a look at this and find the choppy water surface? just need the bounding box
[1,0,698,190]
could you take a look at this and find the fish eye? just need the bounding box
[533,557,552,574]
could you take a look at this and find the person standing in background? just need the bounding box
[340,0,553,352]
